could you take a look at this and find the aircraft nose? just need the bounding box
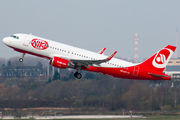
[2,37,9,45]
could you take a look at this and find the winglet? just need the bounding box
[98,48,106,54]
[107,51,117,60]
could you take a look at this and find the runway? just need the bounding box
[3,115,144,119]
[35,115,144,119]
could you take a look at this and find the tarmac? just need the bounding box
[3,115,144,119]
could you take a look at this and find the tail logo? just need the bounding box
[152,48,172,68]
[156,54,166,64]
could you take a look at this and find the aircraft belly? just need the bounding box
[92,67,134,79]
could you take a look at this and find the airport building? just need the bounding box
[165,59,180,80]
[0,66,47,78]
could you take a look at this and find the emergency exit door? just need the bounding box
[133,66,139,76]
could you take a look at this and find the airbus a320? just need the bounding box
[2,33,176,80]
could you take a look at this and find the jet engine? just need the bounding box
[50,56,73,69]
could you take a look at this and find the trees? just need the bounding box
[7,60,12,66]
[36,61,43,68]
[84,72,95,79]
[1,64,5,67]
[46,78,52,83]
[52,71,60,81]
[1,64,180,111]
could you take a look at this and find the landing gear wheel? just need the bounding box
[74,72,82,79]
[19,58,23,62]
[19,53,26,62]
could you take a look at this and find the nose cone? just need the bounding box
[2,37,9,45]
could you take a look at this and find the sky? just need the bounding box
[0,0,180,61]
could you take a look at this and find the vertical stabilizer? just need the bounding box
[139,45,176,73]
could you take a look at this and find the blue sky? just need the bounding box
[0,0,180,61]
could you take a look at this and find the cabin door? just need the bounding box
[23,34,31,46]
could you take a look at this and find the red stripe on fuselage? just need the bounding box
[8,46,51,60]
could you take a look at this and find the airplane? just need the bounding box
[2,33,176,80]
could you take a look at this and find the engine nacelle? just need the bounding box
[50,57,70,69]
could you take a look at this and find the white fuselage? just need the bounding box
[4,33,135,68]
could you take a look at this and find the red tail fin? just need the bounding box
[139,45,176,73]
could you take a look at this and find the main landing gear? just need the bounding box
[19,53,26,62]
[74,71,82,79]
[74,66,82,79]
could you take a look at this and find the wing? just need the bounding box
[70,51,117,67]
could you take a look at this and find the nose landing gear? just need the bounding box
[19,53,26,62]
[19,58,23,62]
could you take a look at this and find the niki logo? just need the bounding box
[152,48,172,68]
[31,39,48,50]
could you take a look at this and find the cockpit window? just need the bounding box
[11,35,19,39]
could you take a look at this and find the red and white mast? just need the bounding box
[134,30,139,63]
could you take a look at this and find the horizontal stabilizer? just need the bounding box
[148,73,168,78]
